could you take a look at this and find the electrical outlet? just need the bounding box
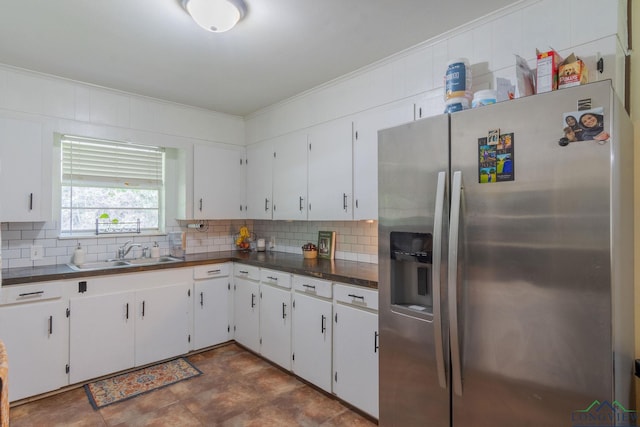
[30,245,43,261]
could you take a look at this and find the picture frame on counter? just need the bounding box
[317,231,336,260]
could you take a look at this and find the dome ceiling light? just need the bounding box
[181,0,246,33]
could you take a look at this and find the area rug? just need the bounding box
[84,358,202,409]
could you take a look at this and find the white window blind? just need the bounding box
[61,135,164,188]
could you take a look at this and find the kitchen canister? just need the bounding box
[444,58,472,101]
[472,89,497,108]
[444,97,470,113]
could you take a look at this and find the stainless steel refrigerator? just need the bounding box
[378,80,635,427]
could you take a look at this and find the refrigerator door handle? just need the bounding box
[432,170,447,390]
[449,170,463,396]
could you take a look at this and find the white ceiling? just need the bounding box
[0,0,518,116]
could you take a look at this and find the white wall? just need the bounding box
[245,0,627,144]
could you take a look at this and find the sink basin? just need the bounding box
[126,256,183,265]
[67,260,130,271]
[67,256,183,271]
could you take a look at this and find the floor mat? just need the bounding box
[84,357,202,409]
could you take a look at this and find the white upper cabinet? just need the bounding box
[193,144,245,220]
[352,101,414,220]
[272,131,308,220]
[307,118,353,221]
[245,140,274,220]
[0,116,50,222]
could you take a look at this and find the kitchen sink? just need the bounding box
[67,256,183,271]
[125,256,183,266]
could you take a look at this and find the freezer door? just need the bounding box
[448,81,629,426]
[378,114,450,427]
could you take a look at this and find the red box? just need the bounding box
[536,48,563,93]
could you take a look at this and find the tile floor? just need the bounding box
[8,343,377,426]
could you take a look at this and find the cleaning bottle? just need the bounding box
[73,242,85,266]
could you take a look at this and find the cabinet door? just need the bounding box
[272,132,308,220]
[333,304,379,418]
[135,283,191,366]
[353,102,414,220]
[194,278,231,349]
[69,292,135,383]
[260,284,292,370]
[292,293,332,392]
[233,278,260,353]
[0,300,68,401]
[307,118,353,220]
[246,140,273,220]
[0,117,49,222]
[193,144,245,219]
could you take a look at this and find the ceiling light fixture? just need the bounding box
[181,0,246,33]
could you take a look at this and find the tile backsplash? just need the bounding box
[1,220,378,269]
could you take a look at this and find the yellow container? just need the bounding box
[302,249,318,259]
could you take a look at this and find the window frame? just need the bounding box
[57,134,166,238]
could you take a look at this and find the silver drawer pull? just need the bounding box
[267,276,278,281]
[303,284,316,290]
[239,270,249,274]
[19,291,45,298]
[207,269,221,274]
[348,294,365,301]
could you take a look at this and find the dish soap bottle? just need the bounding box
[150,242,160,258]
[73,243,85,266]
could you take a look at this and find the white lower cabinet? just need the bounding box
[69,271,192,379]
[291,276,333,393]
[333,284,379,418]
[135,282,191,366]
[69,290,135,383]
[0,282,69,402]
[259,269,292,370]
[233,264,261,353]
[193,264,232,350]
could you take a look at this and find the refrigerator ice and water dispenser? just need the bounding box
[389,231,433,317]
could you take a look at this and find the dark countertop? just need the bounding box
[1,251,379,289]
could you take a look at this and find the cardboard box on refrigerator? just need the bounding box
[536,48,563,93]
[558,54,589,89]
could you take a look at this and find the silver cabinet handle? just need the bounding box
[265,198,270,212]
[251,293,256,308]
[282,302,287,319]
[207,269,221,275]
[48,315,53,336]
[29,193,34,211]
[448,171,463,397]
[199,198,203,211]
[303,284,316,291]
[321,314,326,333]
[432,170,447,390]
[299,196,304,211]
[343,193,347,210]
[374,331,379,353]
[200,292,204,307]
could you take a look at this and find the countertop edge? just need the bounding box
[2,251,379,289]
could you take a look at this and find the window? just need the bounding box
[60,135,165,236]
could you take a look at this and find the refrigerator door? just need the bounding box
[378,114,450,427]
[448,81,620,426]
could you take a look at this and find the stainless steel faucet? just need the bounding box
[117,240,142,259]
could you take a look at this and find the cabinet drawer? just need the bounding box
[1,282,63,306]
[234,263,260,281]
[334,284,378,311]
[293,275,332,299]
[194,263,230,280]
[260,269,292,289]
